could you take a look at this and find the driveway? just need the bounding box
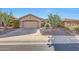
[0,28,38,38]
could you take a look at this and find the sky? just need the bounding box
[0,8,79,20]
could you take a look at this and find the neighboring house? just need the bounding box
[62,18,79,27]
[19,14,46,28]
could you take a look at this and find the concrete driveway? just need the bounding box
[0,28,38,38]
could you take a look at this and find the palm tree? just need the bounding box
[0,11,13,30]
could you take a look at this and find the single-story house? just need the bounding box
[19,14,46,28]
[62,18,79,27]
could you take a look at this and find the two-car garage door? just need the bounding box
[23,21,38,28]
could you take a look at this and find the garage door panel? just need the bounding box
[23,22,38,28]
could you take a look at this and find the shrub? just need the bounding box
[44,23,50,29]
[13,20,19,28]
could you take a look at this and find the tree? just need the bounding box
[0,11,13,30]
[48,13,53,27]
[48,13,62,28]
[53,14,62,27]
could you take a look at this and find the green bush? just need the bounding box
[13,20,19,28]
[44,23,50,29]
